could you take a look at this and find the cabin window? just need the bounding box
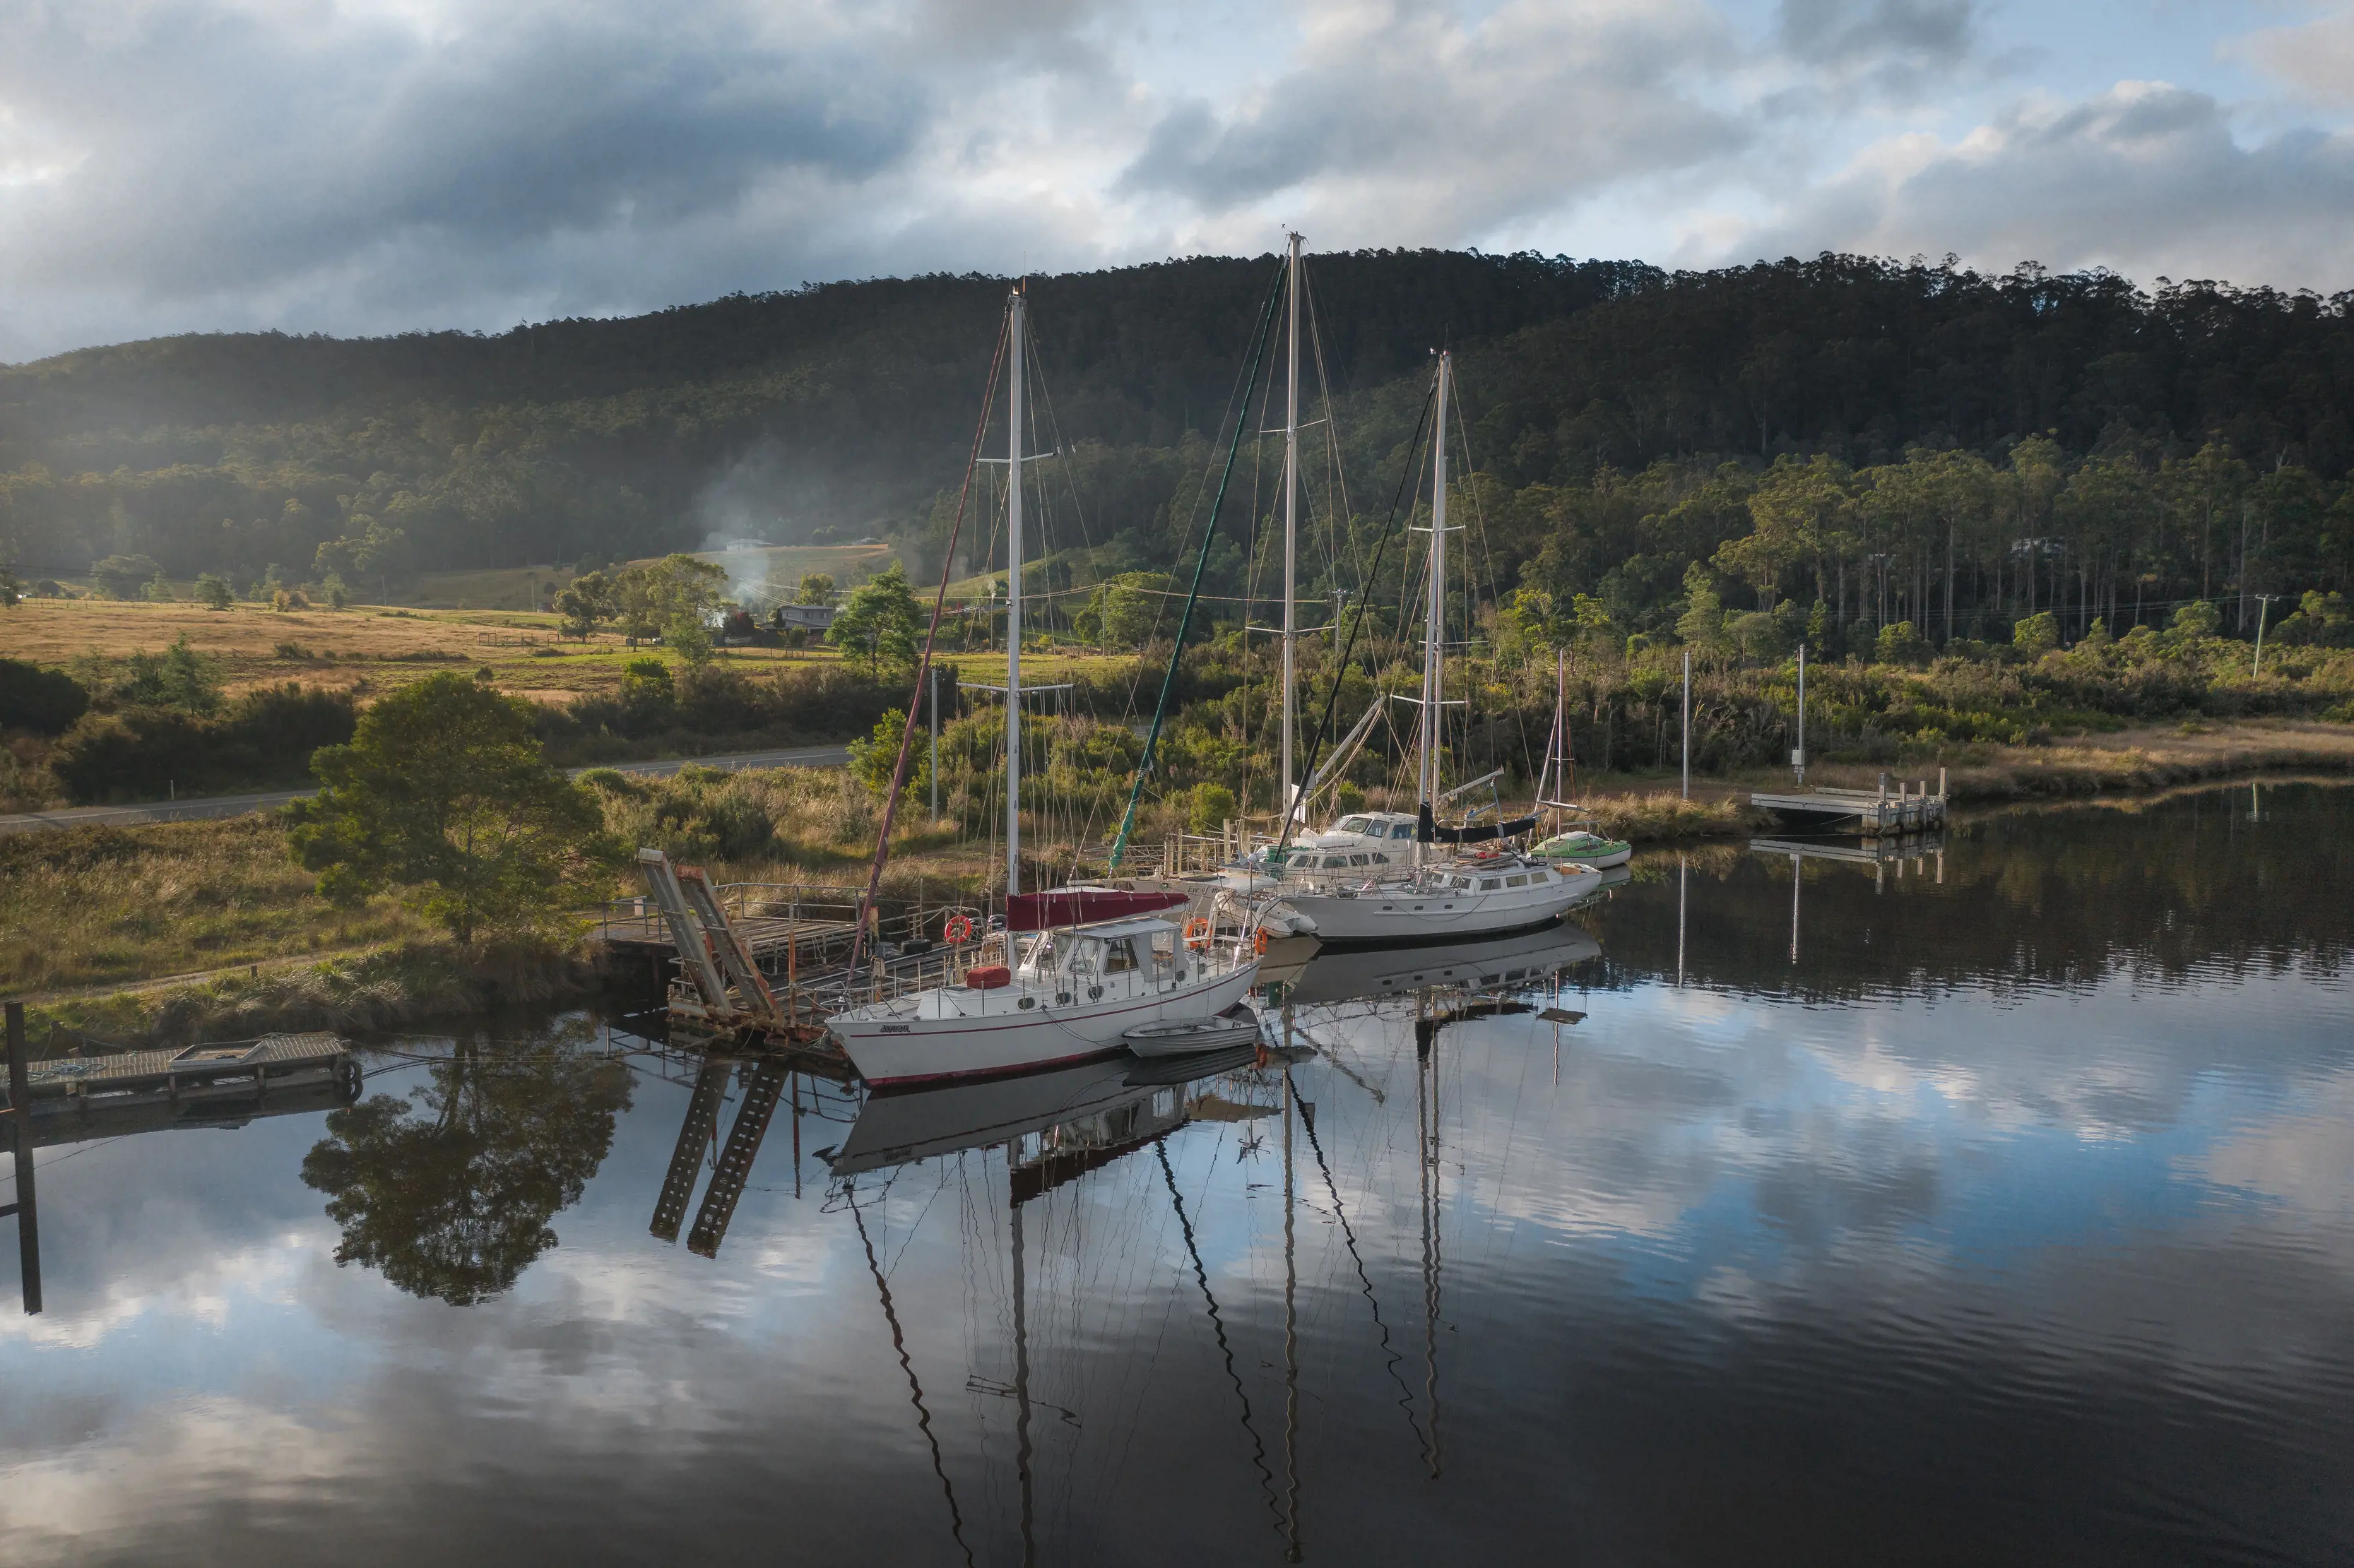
[1150,931,1177,977]
[1451,876,1472,889]
[1506,874,1527,887]
[1479,878,1501,891]
[1063,939,1102,975]
[1103,937,1140,974]
[1390,824,1414,840]
[1349,854,1370,867]
[1372,853,1390,864]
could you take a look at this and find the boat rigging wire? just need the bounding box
[849,307,1010,969]
[1107,262,1288,868]
[850,1186,978,1567]
[1274,373,1440,858]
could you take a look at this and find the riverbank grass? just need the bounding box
[0,814,429,997]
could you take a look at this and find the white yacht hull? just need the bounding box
[1277,866,1603,946]
[831,963,1263,1086]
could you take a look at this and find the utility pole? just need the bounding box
[928,662,941,822]
[1680,648,1691,800]
[1793,643,1807,787]
[2252,593,2278,677]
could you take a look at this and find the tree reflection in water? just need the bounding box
[300,1027,632,1305]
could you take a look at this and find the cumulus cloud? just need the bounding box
[0,0,2350,359]
[1727,81,2354,289]
[1119,0,1744,240]
[1770,0,1998,103]
[2234,6,2354,108]
[0,0,1137,357]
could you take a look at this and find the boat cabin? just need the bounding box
[1015,918,1200,992]
[1307,811,1419,852]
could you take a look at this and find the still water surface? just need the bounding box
[4,783,2353,1565]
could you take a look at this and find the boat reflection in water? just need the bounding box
[802,903,1609,1563]
[1275,915,1602,1009]
[824,1043,1304,1564]
[828,1043,1289,1183]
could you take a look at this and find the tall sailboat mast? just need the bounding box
[1416,352,1451,864]
[1279,232,1302,831]
[1005,286,1026,899]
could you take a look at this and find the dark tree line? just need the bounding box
[2,251,2349,636]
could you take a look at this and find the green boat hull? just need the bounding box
[1530,831,1632,869]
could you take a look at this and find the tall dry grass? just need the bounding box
[0,814,427,995]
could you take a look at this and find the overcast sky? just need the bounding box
[2,0,2350,362]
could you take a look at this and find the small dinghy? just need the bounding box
[1123,1007,1265,1059]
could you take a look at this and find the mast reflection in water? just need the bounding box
[1,783,2353,1565]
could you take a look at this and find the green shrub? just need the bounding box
[1876,621,1927,665]
[0,658,90,734]
[2170,600,2221,639]
[49,684,357,803]
[1188,782,1236,835]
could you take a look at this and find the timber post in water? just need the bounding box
[4,1002,39,1315]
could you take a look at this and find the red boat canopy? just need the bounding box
[1005,888,1190,932]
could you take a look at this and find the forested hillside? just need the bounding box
[3,249,2351,648]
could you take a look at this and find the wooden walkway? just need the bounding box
[3,1032,360,1141]
[1751,772,1948,834]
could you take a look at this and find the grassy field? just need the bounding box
[1,595,1150,708]
[0,813,431,999]
[395,545,898,610]
[0,597,804,708]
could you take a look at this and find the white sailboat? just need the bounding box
[1273,350,1603,946]
[829,286,1260,1086]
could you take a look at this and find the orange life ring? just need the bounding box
[944,914,975,943]
[1183,915,1213,950]
[1253,928,1270,956]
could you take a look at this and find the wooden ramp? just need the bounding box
[598,911,859,963]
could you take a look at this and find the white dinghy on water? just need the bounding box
[829,285,1260,1087]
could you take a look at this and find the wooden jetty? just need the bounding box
[1751,767,1949,834]
[598,882,863,968]
[0,1031,360,1136]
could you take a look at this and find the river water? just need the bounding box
[4,782,2351,1566]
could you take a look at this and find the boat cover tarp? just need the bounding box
[1417,804,1542,844]
[1006,889,1190,931]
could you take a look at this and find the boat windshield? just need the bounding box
[1336,816,1371,834]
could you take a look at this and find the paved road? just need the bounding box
[0,743,856,836]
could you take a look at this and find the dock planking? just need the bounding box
[2,1032,360,1134]
[1751,769,1948,835]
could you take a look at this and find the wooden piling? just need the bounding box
[6,1002,40,1314]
